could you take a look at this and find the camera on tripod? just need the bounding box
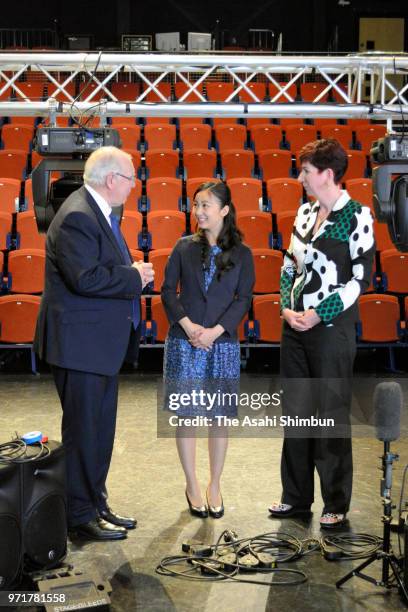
[371,134,408,252]
[32,127,121,234]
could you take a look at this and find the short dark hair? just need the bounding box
[299,139,348,184]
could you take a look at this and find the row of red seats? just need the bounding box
[1,293,406,348]
[145,294,408,344]
[0,147,374,184]
[1,245,407,296]
[0,205,397,253]
[0,175,375,216]
[0,122,385,157]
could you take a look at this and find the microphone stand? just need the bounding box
[336,441,408,602]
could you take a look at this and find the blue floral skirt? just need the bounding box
[163,336,240,417]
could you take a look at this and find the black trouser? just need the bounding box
[52,366,118,527]
[280,319,356,514]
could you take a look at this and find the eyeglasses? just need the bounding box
[113,172,136,184]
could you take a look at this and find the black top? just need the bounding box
[161,235,255,343]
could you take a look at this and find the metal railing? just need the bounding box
[0,52,405,123]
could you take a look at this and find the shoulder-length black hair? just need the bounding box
[192,181,243,278]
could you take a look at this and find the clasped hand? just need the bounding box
[188,325,218,351]
[132,261,154,288]
[283,308,321,331]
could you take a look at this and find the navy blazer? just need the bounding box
[161,236,254,342]
[34,186,143,376]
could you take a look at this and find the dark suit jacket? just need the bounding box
[161,236,254,342]
[34,186,142,376]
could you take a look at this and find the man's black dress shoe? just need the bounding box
[70,518,127,541]
[98,507,137,530]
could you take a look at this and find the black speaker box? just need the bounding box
[0,462,22,588]
[0,441,67,588]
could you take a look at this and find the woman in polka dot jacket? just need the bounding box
[268,139,376,529]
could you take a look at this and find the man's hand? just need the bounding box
[132,261,154,288]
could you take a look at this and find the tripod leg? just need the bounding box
[336,554,380,588]
[388,556,408,604]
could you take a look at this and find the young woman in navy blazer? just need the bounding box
[162,181,254,518]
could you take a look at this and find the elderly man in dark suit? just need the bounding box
[35,146,154,541]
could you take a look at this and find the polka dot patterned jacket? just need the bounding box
[280,191,376,324]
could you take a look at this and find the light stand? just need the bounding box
[336,441,408,602]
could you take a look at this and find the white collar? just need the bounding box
[330,190,351,212]
[85,184,112,226]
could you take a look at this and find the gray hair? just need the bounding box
[83,146,133,187]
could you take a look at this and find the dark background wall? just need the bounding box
[1,0,407,51]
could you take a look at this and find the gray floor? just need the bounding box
[1,372,407,612]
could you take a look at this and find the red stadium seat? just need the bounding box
[16,211,45,249]
[183,149,217,179]
[2,124,34,153]
[358,294,401,342]
[145,178,183,212]
[249,124,282,153]
[144,124,177,151]
[341,150,367,183]
[0,150,28,180]
[120,211,143,250]
[141,82,172,102]
[300,82,329,102]
[268,82,297,103]
[124,178,142,212]
[373,220,394,251]
[239,82,267,103]
[180,124,212,151]
[320,125,353,150]
[253,294,282,342]
[355,125,387,154]
[345,178,373,210]
[147,211,186,250]
[380,250,408,293]
[275,211,297,250]
[285,125,318,155]
[110,82,140,101]
[252,249,283,293]
[0,212,13,249]
[0,178,21,213]
[7,248,45,293]
[236,212,272,249]
[228,178,263,213]
[150,296,170,342]
[113,124,141,150]
[266,178,303,215]
[215,124,247,152]
[148,248,172,292]
[145,150,180,179]
[221,149,255,179]
[258,149,292,181]
[174,81,205,102]
[205,82,235,102]
[0,294,41,343]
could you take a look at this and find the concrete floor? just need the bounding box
[1,368,408,611]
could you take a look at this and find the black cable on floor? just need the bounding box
[156,529,381,585]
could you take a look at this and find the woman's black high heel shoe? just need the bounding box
[185,490,208,518]
[206,488,224,519]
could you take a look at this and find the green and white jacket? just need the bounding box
[280,191,376,324]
